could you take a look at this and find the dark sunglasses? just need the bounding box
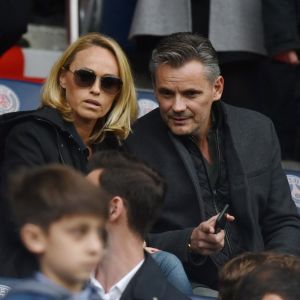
[65,68,123,94]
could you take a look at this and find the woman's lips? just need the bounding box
[84,99,100,107]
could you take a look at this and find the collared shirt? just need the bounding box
[91,260,144,300]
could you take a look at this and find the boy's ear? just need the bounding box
[109,196,124,222]
[20,224,48,254]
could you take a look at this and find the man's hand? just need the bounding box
[189,213,234,256]
[143,241,160,254]
[145,246,160,254]
[273,50,299,64]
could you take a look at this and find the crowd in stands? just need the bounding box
[0,1,300,300]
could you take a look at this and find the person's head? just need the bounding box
[235,264,300,300]
[87,150,166,240]
[218,252,269,300]
[9,164,109,292]
[42,32,137,144]
[218,252,300,300]
[149,32,224,139]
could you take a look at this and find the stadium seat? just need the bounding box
[285,169,300,214]
[0,76,157,117]
[0,46,158,116]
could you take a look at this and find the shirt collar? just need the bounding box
[35,272,96,300]
[90,259,144,300]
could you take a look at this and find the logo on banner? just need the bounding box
[0,284,11,297]
[138,99,158,118]
[0,85,20,114]
[287,174,300,209]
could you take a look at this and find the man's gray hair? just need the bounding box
[149,32,220,83]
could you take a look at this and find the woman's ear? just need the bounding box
[109,196,124,222]
[59,69,67,89]
[20,224,48,254]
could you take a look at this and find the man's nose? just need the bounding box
[172,95,186,112]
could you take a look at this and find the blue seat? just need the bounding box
[0,78,42,114]
[136,88,157,117]
[285,170,300,214]
[0,78,157,116]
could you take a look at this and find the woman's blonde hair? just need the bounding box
[41,32,137,144]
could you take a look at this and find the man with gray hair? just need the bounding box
[125,32,300,290]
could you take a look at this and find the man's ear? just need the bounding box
[109,196,124,222]
[20,224,48,254]
[212,75,224,101]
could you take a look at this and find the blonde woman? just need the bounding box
[2,32,137,172]
[0,32,137,277]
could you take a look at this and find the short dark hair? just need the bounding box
[235,264,300,300]
[218,252,269,300]
[219,252,300,300]
[9,164,109,230]
[88,150,166,239]
[87,149,139,172]
[149,32,220,83]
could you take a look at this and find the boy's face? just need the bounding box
[38,214,105,292]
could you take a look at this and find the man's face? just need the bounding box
[154,60,223,139]
[39,215,105,292]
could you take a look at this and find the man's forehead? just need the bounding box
[155,61,209,83]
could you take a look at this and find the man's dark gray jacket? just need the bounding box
[125,102,300,265]
[121,253,190,300]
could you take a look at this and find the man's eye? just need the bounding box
[159,89,173,97]
[184,91,198,98]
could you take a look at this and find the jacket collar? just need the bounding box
[27,106,87,151]
[0,107,85,152]
[121,252,168,300]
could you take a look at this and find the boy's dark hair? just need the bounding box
[87,149,139,172]
[88,150,166,239]
[218,252,269,300]
[9,164,109,230]
[235,264,300,300]
[219,251,300,300]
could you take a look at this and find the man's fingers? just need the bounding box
[200,223,215,234]
[190,227,225,252]
[196,238,224,251]
[199,216,218,233]
[225,213,235,222]
[194,236,225,255]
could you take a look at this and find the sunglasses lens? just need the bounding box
[71,69,122,93]
[74,70,96,87]
[101,76,123,94]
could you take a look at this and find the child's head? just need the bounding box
[9,164,108,292]
[235,264,300,300]
[218,252,269,300]
[218,251,300,300]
